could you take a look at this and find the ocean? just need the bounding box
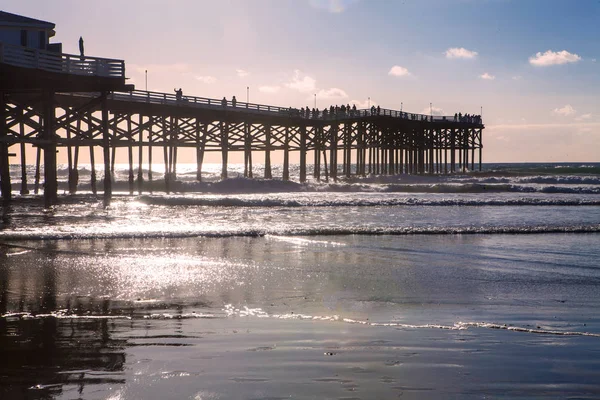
[1,162,600,399]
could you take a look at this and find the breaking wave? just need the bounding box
[1,224,598,241]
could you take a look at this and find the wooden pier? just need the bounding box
[0,42,484,207]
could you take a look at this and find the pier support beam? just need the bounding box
[0,92,11,202]
[283,127,290,181]
[330,125,338,181]
[264,124,272,179]
[221,121,228,180]
[43,91,57,208]
[101,92,112,207]
[299,125,307,183]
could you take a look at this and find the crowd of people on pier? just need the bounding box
[454,113,482,124]
[175,93,481,125]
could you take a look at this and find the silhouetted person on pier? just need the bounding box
[377,106,381,115]
[330,105,334,115]
[323,108,328,118]
[341,104,346,115]
[222,97,227,107]
[454,113,457,122]
[371,106,375,115]
[174,88,183,101]
[78,36,85,57]
[232,96,237,107]
[458,112,462,122]
[352,104,357,116]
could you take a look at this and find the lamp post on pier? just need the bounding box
[314,93,316,109]
[247,86,249,103]
[145,70,148,91]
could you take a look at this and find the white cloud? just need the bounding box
[315,88,348,100]
[350,99,377,109]
[420,106,445,116]
[308,0,357,13]
[529,50,581,66]
[479,72,496,80]
[575,113,592,121]
[236,69,249,78]
[444,47,478,59]
[195,75,217,84]
[512,75,523,80]
[259,85,281,94]
[285,70,317,93]
[388,65,411,77]
[553,105,576,116]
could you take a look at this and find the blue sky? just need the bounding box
[4,0,599,161]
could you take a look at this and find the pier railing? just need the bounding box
[62,89,483,125]
[0,42,125,78]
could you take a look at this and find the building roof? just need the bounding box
[0,10,55,29]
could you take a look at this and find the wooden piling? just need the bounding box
[283,126,290,181]
[221,121,228,180]
[264,124,272,179]
[101,92,112,206]
[137,114,144,194]
[18,107,28,195]
[0,92,11,202]
[43,91,57,208]
[299,125,307,183]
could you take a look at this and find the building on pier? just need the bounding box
[0,11,59,52]
[0,11,483,208]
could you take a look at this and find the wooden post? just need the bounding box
[322,149,329,181]
[163,116,170,192]
[463,128,469,172]
[43,91,57,208]
[101,92,111,207]
[471,129,475,171]
[72,117,81,194]
[66,111,74,193]
[451,128,456,173]
[127,116,134,195]
[137,114,144,194]
[479,129,483,171]
[244,122,251,178]
[283,126,290,181]
[89,144,97,195]
[429,129,434,175]
[345,124,351,178]
[221,121,228,180]
[18,106,28,194]
[264,124,272,179]
[313,127,320,180]
[34,146,41,194]
[172,117,178,181]
[444,129,448,174]
[148,120,153,184]
[299,125,307,183]
[196,120,203,182]
[0,92,11,202]
[330,124,338,181]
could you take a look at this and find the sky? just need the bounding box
[4,0,600,162]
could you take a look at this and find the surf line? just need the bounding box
[224,305,600,338]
